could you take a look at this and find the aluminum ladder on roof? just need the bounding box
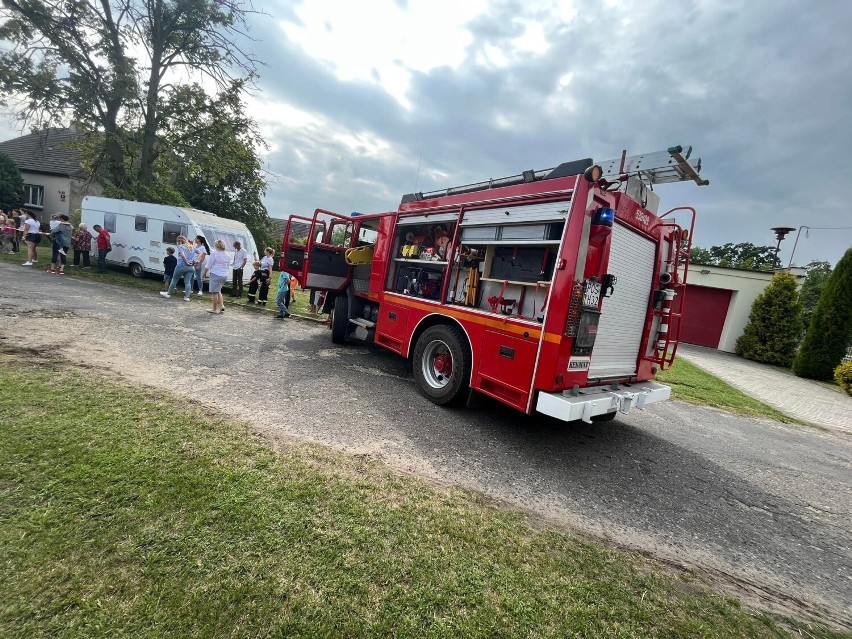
[598,145,709,186]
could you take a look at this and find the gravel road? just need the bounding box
[2,262,850,628]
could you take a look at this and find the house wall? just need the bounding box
[684,266,805,353]
[21,171,101,222]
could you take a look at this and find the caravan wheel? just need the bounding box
[129,262,144,278]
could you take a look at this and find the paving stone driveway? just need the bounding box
[677,345,852,434]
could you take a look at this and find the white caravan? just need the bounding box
[81,196,259,281]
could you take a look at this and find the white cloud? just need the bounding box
[279,0,487,107]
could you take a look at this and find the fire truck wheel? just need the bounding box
[331,294,348,344]
[412,324,471,406]
[591,411,617,423]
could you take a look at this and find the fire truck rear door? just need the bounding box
[587,222,656,379]
[305,209,354,292]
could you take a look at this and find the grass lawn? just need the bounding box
[0,250,322,318]
[0,358,844,638]
[657,358,796,423]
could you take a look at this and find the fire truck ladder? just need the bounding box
[401,146,707,203]
[599,145,709,187]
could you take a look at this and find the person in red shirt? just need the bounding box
[92,224,112,274]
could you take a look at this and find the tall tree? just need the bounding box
[735,273,802,367]
[689,243,778,270]
[0,152,24,210]
[0,0,260,199]
[165,82,275,250]
[793,249,852,380]
[798,260,832,333]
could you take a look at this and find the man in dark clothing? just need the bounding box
[93,224,111,273]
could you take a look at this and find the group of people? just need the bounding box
[0,209,24,254]
[159,239,293,318]
[3,208,299,320]
[1,209,112,274]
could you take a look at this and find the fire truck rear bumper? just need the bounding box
[536,382,672,424]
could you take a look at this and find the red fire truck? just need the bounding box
[280,146,707,423]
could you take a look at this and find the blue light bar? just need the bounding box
[593,207,615,226]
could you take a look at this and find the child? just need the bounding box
[49,214,67,256]
[48,214,73,274]
[275,270,292,319]
[246,260,269,305]
[162,247,177,291]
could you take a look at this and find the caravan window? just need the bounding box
[135,216,147,232]
[104,212,117,233]
[163,222,188,244]
[200,227,215,247]
[214,231,238,249]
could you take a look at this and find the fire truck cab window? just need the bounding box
[358,225,378,246]
[326,221,353,247]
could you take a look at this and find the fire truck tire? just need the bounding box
[331,294,348,344]
[412,324,471,406]
[591,411,617,423]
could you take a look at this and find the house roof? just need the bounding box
[269,217,288,238]
[0,128,87,178]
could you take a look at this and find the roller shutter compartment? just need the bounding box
[588,223,656,379]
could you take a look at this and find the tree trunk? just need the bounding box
[137,0,164,195]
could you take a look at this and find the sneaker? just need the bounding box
[183,296,191,302]
[159,292,171,298]
[47,268,56,274]
[22,261,33,266]
[58,270,65,275]
[196,291,202,296]
[274,314,284,319]
[82,266,90,269]
[58,248,66,256]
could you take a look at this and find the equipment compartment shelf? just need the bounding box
[393,258,449,267]
[479,277,551,286]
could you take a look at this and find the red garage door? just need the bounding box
[680,285,732,348]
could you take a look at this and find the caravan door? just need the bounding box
[304,209,353,292]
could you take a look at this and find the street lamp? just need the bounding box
[770,226,796,268]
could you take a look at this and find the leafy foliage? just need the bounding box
[0,0,270,244]
[798,260,832,333]
[690,242,778,270]
[793,249,852,379]
[735,273,802,367]
[0,152,24,210]
[835,361,852,395]
[166,83,273,251]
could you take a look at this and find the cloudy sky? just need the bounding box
[2,0,850,266]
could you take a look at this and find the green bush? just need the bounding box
[735,273,802,367]
[835,361,852,395]
[793,249,852,379]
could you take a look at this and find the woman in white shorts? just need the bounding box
[203,239,231,314]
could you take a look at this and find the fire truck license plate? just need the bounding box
[583,281,601,307]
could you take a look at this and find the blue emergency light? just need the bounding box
[592,207,615,226]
